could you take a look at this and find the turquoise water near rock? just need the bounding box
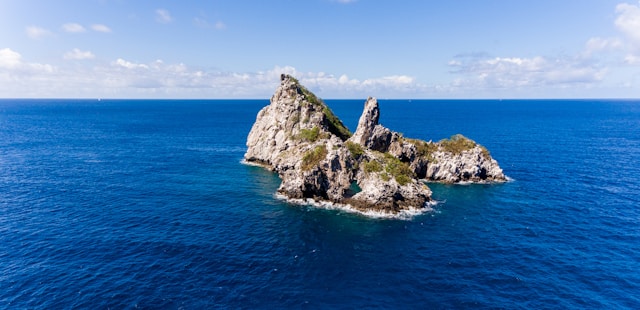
[0,98,639,308]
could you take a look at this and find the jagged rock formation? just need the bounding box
[245,75,506,215]
[349,96,394,152]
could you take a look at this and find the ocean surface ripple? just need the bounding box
[0,99,639,308]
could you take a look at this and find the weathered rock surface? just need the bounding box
[425,144,506,183]
[349,97,393,152]
[245,75,507,215]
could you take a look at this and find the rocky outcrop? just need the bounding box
[425,141,505,183]
[245,75,507,215]
[345,97,506,184]
[349,97,394,152]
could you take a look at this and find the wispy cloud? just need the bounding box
[193,17,226,30]
[443,3,640,96]
[0,50,428,98]
[156,9,173,24]
[64,48,95,60]
[615,2,640,64]
[62,23,86,33]
[333,0,357,3]
[91,24,112,33]
[214,21,227,30]
[447,54,605,91]
[585,37,623,55]
[193,17,209,28]
[25,26,53,39]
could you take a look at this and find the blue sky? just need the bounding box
[1,0,640,98]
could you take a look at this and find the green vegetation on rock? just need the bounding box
[439,134,476,155]
[287,75,300,84]
[480,146,491,159]
[302,87,322,106]
[363,160,383,173]
[382,153,415,185]
[288,75,352,141]
[301,145,328,171]
[296,127,328,142]
[322,106,352,141]
[406,138,438,161]
[380,172,391,182]
[290,113,300,124]
[345,141,364,158]
[364,153,415,185]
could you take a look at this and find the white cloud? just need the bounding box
[447,55,605,91]
[614,2,640,64]
[334,0,357,3]
[0,48,22,68]
[0,51,429,98]
[624,54,640,65]
[156,9,173,24]
[615,2,640,44]
[25,26,52,39]
[113,58,149,69]
[586,37,623,51]
[585,37,623,54]
[612,2,640,67]
[91,24,112,33]
[62,23,86,33]
[64,48,95,60]
[275,70,425,98]
[0,48,54,73]
[439,2,640,97]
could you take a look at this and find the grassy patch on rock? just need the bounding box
[290,75,351,141]
[363,160,383,173]
[405,138,438,161]
[322,106,352,141]
[439,134,476,155]
[363,153,415,185]
[479,146,491,159]
[382,153,415,185]
[345,141,364,158]
[301,145,328,171]
[296,127,329,142]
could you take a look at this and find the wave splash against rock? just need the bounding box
[244,75,506,215]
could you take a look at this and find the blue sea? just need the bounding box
[1,98,639,309]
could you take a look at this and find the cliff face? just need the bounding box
[245,75,506,215]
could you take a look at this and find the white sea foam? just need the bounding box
[244,159,436,219]
[240,159,270,168]
[420,177,512,185]
[275,193,437,220]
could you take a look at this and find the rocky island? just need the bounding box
[245,75,506,216]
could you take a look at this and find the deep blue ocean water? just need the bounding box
[0,98,639,309]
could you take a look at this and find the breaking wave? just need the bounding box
[275,193,437,220]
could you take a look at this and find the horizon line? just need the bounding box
[1,97,640,101]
